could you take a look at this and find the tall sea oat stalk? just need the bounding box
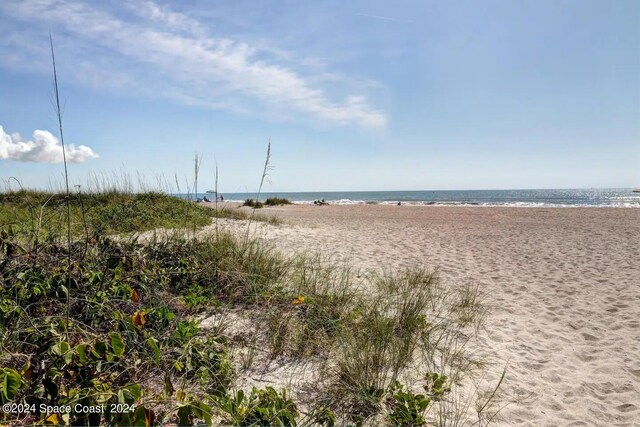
[49,33,72,340]
[214,158,219,239]
[193,153,202,233]
[194,152,202,202]
[244,140,272,243]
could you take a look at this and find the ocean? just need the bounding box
[182,188,640,208]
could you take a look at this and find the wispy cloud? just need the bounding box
[0,125,98,163]
[354,13,414,24]
[0,0,386,129]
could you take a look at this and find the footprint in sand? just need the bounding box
[581,332,598,341]
[615,403,637,413]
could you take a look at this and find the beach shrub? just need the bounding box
[384,374,450,427]
[385,382,430,426]
[242,198,264,208]
[264,197,291,206]
[214,387,298,426]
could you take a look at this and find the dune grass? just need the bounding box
[0,190,211,236]
[0,190,283,242]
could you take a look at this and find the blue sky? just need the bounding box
[1,0,638,192]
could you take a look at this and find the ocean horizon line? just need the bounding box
[201,187,637,194]
[176,188,640,208]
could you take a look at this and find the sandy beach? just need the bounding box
[212,204,640,426]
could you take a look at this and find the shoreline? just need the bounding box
[211,200,640,208]
[198,187,640,209]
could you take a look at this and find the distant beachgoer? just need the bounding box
[220,195,224,201]
[397,201,401,206]
[203,196,211,202]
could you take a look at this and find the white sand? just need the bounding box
[208,204,640,426]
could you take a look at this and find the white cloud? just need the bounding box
[0,125,98,163]
[0,0,387,129]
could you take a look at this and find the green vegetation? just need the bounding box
[1,231,230,425]
[385,374,450,427]
[265,198,291,206]
[214,387,298,426]
[242,198,264,209]
[0,190,281,242]
[0,191,213,237]
[0,190,495,426]
[242,197,291,208]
